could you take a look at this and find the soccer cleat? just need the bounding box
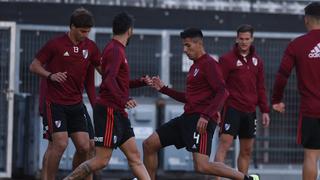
[249,174,260,180]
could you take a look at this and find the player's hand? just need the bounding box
[262,113,270,128]
[151,76,165,91]
[49,72,67,83]
[272,102,285,113]
[197,117,208,134]
[141,75,153,86]
[125,99,137,109]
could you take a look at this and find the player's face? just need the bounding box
[236,32,253,53]
[182,37,202,60]
[73,27,91,42]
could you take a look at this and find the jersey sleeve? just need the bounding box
[89,42,101,67]
[272,43,296,104]
[203,60,229,121]
[159,86,187,103]
[84,63,96,108]
[101,46,128,106]
[35,39,55,65]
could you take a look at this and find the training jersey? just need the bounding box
[272,29,320,118]
[36,33,100,105]
[219,44,269,113]
[96,39,146,115]
[38,63,96,115]
[159,53,229,122]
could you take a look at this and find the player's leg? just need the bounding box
[143,115,182,180]
[238,112,256,174]
[193,153,246,180]
[41,141,52,180]
[44,102,69,180]
[302,149,320,180]
[238,138,254,173]
[214,107,240,180]
[120,137,150,180]
[63,147,113,180]
[143,132,162,180]
[300,117,320,180]
[47,132,69,180]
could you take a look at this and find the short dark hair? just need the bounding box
[69,8,94,28]
[180,28,203,39]
[237,24,254,36]
[305,2,320,16]
[112,12,134,35]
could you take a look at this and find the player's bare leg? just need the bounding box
[121,137,151,180]
[143,132,162,180]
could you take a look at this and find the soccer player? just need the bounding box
[214,24,270,179]
[63,12,151,180]
[143,28,260,180]
[29,8,101,180]
[272,2,320,180]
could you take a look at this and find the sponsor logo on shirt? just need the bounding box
[94,137,104,142]
[308,43,320,58]
[82,49,88,59]
[55,120,62,128]
[236,60,243,67]
[193,68,199,77]
[63,51,70,56]
[252,57,258,66]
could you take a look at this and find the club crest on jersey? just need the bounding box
[55,120,62,128]
[82,49,88,59]
[252,57,258,66]
[193,68,199,77]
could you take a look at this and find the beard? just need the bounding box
[126,36,132,46]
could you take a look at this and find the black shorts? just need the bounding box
[93,104,134,148]
[83,105,95,140]
[42,101,89,141]
[220,106,257,139]
[299,116,320,149]
[156,113,216,156]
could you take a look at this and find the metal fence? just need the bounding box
[0,22,305,177]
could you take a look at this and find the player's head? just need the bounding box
[180,28,204,60]
[112,12,134,45]
[236,24,254,53]
[69,8,94,42]
[304,2,320,30]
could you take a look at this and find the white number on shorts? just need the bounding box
[193,132,200,144]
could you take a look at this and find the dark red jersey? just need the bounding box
[159,54,229,122]
[96,39,146,115]
[272,29,320,118]
[38,62,97,115]
[36,33,100,105]
[219,45,269,113]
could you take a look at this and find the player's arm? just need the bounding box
[218,56,231,81]
[151,76,187,103]
[129,75,152,88]
[29,41,67,83]
[101,48,127,106]
[84,64,96,108]
[272,43,296,113]
[203,60,229,122]
[256,59,270,127]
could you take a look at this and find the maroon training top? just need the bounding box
[36,33,100,105]
[219,44,270,113]
[159,53,229,122]
[96,39,146,115]
[272,29,320,118]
